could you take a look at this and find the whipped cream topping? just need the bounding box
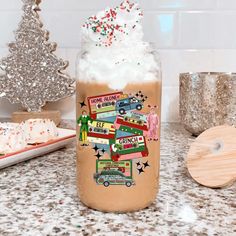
[82,0,143,47]
[78,0,160,90]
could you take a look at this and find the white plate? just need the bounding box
[0,127,76,169]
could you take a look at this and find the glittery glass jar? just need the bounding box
[180,72,236,136]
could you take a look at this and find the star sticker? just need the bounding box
[92,145,99,152]
[80,101,86,108]
[101,148,106,154]
[136,161,141,167]
[95,152,102,159]
[137,167,144,174]
[143,161,150,168]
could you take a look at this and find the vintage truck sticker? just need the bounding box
[116,96,144,115]
[94,159,134,187]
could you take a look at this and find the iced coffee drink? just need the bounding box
[76,0,162,212]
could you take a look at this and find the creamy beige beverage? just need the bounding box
[77,81,161,212]
[76,0,162,212]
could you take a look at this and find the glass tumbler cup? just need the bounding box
[76,44,162,212]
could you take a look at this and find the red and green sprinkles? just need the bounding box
[83,0,143,47]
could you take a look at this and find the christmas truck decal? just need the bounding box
[94,170,135,187]
[116,96,143,115]
[95,160,134,187]
[110,135,149,162]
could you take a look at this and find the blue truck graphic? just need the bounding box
[116,97,143,115]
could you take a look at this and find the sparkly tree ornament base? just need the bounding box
[0,0,75,118]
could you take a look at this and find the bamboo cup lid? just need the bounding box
[187,126,236,188]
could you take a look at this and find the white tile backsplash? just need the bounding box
[0,11,21,47]
[65,48,80,77]
[40,11,93,48]
[143,12,178,48]
[212,50,236,72]
[178,12,216,49]
[162,87,180,122]
[0,0,236,122]
[160,49,214,86]
[212,12,236,48]
[0,0,22,10]
[40,0,218,11]
[42,11,178,49]
[42,0,126,11]
[179,11,236,49]
[0,48,8,58]
[151,0,217,10]
[217,0,236,10]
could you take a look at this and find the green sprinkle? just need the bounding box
[92,27,97,32]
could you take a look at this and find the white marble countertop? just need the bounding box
[0,121,235,236]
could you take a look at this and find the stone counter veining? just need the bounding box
[0,122,235,236]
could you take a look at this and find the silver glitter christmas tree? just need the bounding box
[0,0,75,112]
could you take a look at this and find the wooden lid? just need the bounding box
[187,126,236,188]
